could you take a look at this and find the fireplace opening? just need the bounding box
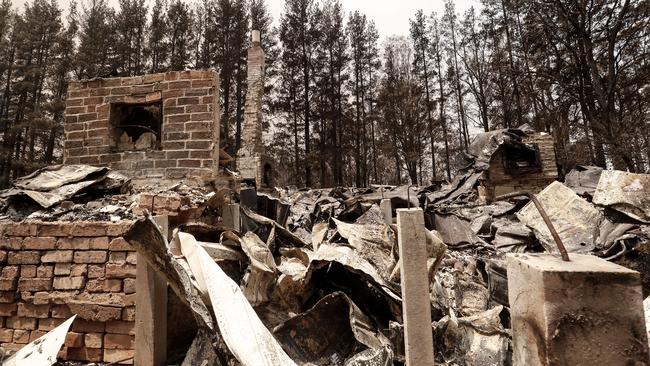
[502,143,542,177]
[110,102,162,151]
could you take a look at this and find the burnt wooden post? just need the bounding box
[135,215,168,365]
[397,208,435,365]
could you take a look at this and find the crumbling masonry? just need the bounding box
[237,30,273,188]
[64,70,221,186]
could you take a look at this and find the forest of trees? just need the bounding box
[0,0,647,188]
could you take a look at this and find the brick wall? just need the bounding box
[0,220,136,364]
[487,133,558,197]
[64,70,221,185]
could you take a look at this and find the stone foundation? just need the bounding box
[0,220,136,364]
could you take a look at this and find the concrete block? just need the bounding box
[507,253,650,365]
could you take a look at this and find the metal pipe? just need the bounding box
[494,191,570,261]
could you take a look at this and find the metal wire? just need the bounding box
[494,191,570,261]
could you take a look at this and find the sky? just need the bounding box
[266,0,481,39]
[12,0,481,40]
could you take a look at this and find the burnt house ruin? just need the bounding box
[64,70,222,187]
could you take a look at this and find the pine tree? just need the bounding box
[77,0,115,78]
[279,0,318,186]
[167,0,193,71]
[114,0,148,76]
[148,0,168,72]
[410,9,437,180]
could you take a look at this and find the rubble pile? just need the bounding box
[123,170,650,364]
[0,150,649,365]
[0,164,217,224]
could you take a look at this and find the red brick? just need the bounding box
[51,305,74,319]
[167,114,190,123]
[3,222,38,236]
[0,278,17,291]
[53,263,71,276]
[0,303,17,316]
[53,276,86,290]
[0,291,15,303]
[0,237,23,250]
[65,332,85,347]
[17,303,49,318]
[85,332,104,348]
[1,265,19,278]
[73,222,108,236]
[143,73,165,83]
[178,159,201,168]
[168,80,191,90]
[184,88,211,97]
[41,250,74,263]
[67,346,103,362]
[190,150,212,159]
[125,252,137,265]
[104,349,135,364]
[38,223,73,236]
[72,319,106,333]
[190,112,212,121]
[105,263,136,279]
[104,279,122,292]
[38,317,65,331]
[166,150,189,159]
[13,329,30,343]
[186,140,211,149]
[0,329,13,342]
[17,278,51,291]
[57,237,90,249]
[23,236,56,250]
[80,156,100,165]
[177,97,199,105]
[28,330,47,342]
[105,320,135,335]
[186,104,208,113]
[89,87,111,96]
[71,264,88,276]
[122,76,143,85]
[33,291,50,305]
[74,251,107,264]
[122,306,135,321]
[36,265,53,278]
[68,303,122,322]
[104,333,134,350]
[7,316,37,330]
[109,252,126,264]
[78,112,98,122]
[154,159,177,168]
[88,265,105,278]
[8,251,40,264]
[108,238,132,251]
[20,265,37,277]
[86,279,104,293]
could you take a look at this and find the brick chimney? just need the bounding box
[237,30,272,188]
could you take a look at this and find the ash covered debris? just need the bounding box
[0,126,649,365]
